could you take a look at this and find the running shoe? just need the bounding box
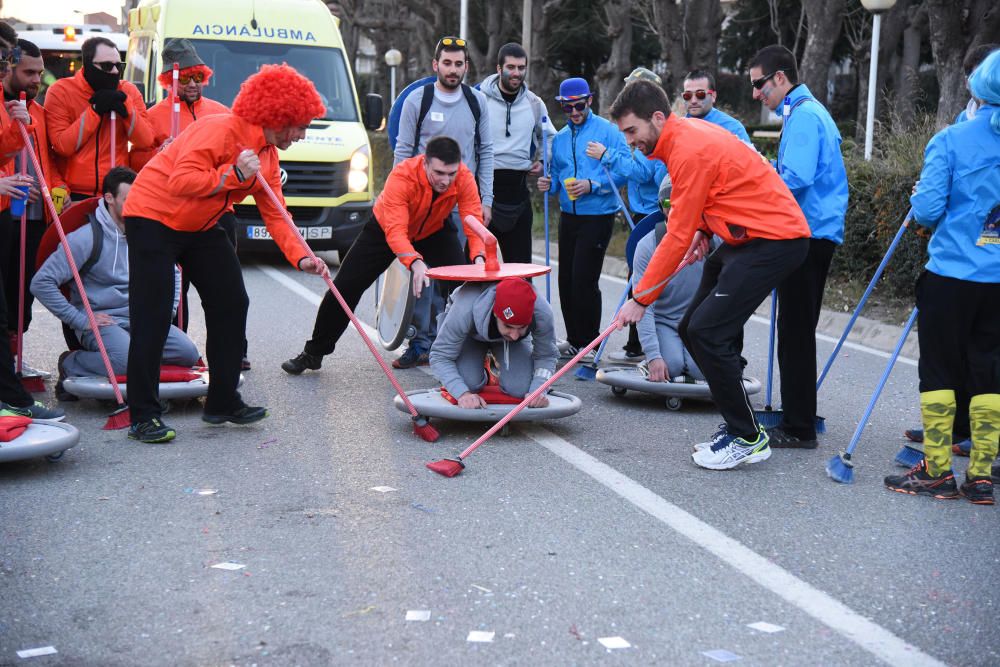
[883,459,958,499]
[692,428,771,470]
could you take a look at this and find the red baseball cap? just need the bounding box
[493,278,536,326]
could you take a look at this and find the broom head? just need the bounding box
[426,458,464,477]
[574,363,598,382]
[825,451,855,484]
[754,408,783,429]
[103,403,130,430]
[894,443,924,468]
[412,416,440,443]
[19,374,46,394]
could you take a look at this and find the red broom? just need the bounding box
[426,322,619,477]
[253,172,439,442]
[15,111,130,429]
[15,141,44,393]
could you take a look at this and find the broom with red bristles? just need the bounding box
[14,140,44,393]
[253,172,439,442]
[15,107,130,429]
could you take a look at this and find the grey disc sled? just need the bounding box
[597,366,762,411]
[62,369,243,401]
[394,388,582,434]
[0,421,79,463]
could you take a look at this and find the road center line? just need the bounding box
[262,263,941,667]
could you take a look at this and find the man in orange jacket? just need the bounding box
[610,79,810,470]
[129,39,229,171]
[44,35,154,199]
[123,64,329,443]
[282,135,486,375]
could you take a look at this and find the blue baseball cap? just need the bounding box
[556,77,591,101]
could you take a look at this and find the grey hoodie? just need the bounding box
[478,73,555,172]
[31,200,179,332]
[430,282,558,398]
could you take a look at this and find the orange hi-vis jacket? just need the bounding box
[44,70,155,197]
[21,98,69,223]
[123,113,307,269]
[633,114,810,306]
[372,154,485,269]
[0,101,26,210]
[129,95,230,171]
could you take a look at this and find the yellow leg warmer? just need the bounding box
[921,390,955,477]
[968,394,1000,479]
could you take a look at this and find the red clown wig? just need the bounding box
[157,64,213,89]
[232,64,326,128]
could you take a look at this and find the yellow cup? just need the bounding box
[564,177,578,200]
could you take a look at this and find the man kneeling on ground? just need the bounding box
[31,167,199,400]
[430,277,557,408]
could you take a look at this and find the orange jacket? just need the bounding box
[44,70,155,196]
[633,115,810,305]
[129,95,230,171]
[372,155,485,269]
[20,99,69,222]
[0,102,27,210]
[123,113,307,269]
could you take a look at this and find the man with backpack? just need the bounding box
[389,36,494,369]
[31,167,199,399]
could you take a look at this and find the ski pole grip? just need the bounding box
[462,215,500,272]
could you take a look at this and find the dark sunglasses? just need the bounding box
[178,73,205,84]
[682,89,714,101]
[92,60,125,73]
[561,100,588,113]
[751,71,780,90]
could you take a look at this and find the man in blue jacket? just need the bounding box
[748,45,848,449]
[538,77,628,358]
[682,70,751,144]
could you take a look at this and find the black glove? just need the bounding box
[90,89,128,117]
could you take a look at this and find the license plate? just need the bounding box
[247,226,332,240]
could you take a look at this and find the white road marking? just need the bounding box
[262,264,943,667]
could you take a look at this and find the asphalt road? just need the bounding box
[1,251,996,667]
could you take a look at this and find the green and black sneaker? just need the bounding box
[884,459,958,499]
[128,418,176,444]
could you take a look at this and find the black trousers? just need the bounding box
[303,216,465,357]
[0,210,34,407]
[680,238,809,440]
[126,217,249,423]
[775,238,837,439]
[491,199,533,265]
[0,211,45,336]
[558,212,615,349]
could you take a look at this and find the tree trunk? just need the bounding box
[798,0,845,106]
[652,0,724,94]
[894,4,926,129]
[595,0,633,114]
[529,0,561,117]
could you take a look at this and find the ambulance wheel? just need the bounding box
[665,397,683,411]
[46,450,66,462]
[611,385,627,397]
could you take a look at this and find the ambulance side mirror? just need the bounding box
[363,94,384,131]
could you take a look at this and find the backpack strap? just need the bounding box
[412,82,437,158]
[78,214,103,279]
[654,221,667,246]
[460,83,482,183]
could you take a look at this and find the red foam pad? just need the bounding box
[0,415,32,441]
[440,385,523,405]
[114,365,203,383]
[426,263,550,282]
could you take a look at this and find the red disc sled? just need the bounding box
[425,216,550,282]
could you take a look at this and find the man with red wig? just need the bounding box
[129,39,229,171]
[122,64,329,443]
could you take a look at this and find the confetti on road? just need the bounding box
[598,637,630,649]
[16,647,58,658]
[702,649,742,662]
[411,503,436,513]
[370,486,397,493]
[747,621,785,633]
[470,584,492,593]
[258,438,278,449]
[467,631,495,643]
[196,489,218,496]
[210,562,245,571]
[405,610,431,621]
[342,606,376,618]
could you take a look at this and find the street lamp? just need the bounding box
[384,49,402,106]
[861,0,897,160]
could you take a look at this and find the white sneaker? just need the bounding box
[693,424,729,452]
[692,430,771,470]
[608,349,645,363]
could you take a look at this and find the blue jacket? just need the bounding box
[547,111,628,216]
[911,105,1000,283]
[690,108,751,144]
[599,147,668,215]
[776,84,848,244]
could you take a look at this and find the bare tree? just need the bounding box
[594,0,634,114]
[527,0,564,116]
[798,0,846,106]
[642,0,723,93]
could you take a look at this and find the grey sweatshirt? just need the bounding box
[430,282,558,398]
[393,82,495,207]
[478,73,555,172]
[31,200,179,332]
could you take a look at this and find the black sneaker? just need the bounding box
[202,404,268,425]
[992,460,1000,485]
[128,418,176,443]
[241,357,252,371]
[281,351,322,375]
[766,426,818,449]
[884,459,959,499]
[2,401,66,422]
[392,347,429,369]
[55,350,78,402]
[904,428,923,443]
[959,476,994,505]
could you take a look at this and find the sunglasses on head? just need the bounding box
[92,60,125,73]
[751,70,780,90]
[178,73,205,84]
[682,89,714,101]
[561,100,588,113]
[436,36,467,51]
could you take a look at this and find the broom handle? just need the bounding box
[602,165,635,230]
[458,322,619,460]
[844,306,918,457]
[16,145,27,374]
[253,172,426,420]
[816,210,912,391]
[15,119,125,404]
[591,276,633,365]
[109,111,116,169]
[459,215,499,271]
[170,63,180,139]
[765,289,776,409]
[542,122,550,301]
[176,266,184,330]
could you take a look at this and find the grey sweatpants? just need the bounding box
[653,324,704,381]
[65,321,199,377]
[454,338,534,398]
